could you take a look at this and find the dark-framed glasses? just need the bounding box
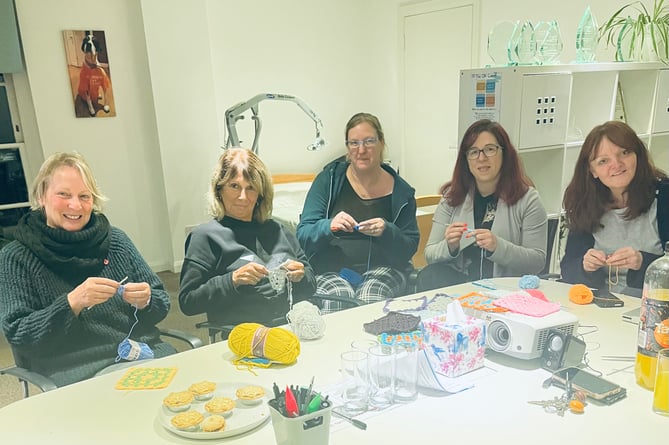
[346,138,379,149]
[466,144,502,160]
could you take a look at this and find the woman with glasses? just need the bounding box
[418,119,547,290]
[178,148,316,337]
[296,112,419,311]
[561,121,668,293]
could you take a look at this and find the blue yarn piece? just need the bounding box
[339,267,363,288]
[116,284,125,297]
[519,274,540,289]
[117,338,154,361]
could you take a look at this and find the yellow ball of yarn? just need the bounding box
[228,323,300,365]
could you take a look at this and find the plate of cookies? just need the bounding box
[158,381,269,439]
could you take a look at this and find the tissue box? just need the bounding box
[421,314,486,377]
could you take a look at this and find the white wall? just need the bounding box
[14,0,172,271]
[11,0,653,272]
[141,0,400,271]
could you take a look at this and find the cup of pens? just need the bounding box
[268,381,333,445]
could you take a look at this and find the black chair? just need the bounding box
[195,293,362,344]
[0,328,203,398]
[539,214,562,279]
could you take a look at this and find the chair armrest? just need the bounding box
[159,328,203,349]
[0,365,58,393]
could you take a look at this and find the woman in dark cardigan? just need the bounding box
[561,121,669,292]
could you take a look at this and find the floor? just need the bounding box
[0,272,207,409]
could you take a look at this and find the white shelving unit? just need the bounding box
[458,62,669,271]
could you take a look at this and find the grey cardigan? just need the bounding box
[424,187,548,277]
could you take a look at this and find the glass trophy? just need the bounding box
[509,20,537,66]
[487,21,517,66]
[576,6,598,63]
[535,20,563,65]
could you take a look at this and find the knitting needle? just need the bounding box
[86,276,129,311]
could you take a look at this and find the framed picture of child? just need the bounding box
[62,30,116,118]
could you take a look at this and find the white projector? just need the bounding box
[464,308,579,360]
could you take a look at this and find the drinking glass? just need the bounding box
[368,344,394,409]
[340,350,369,416]
[653,348,669,416]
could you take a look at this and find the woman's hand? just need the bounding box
[330,211,358,233]
[583,248,607,272]
[121,282,152,309]
[445,222,468,254]
[283,260,306,282]
[606,247,643,271]
[469,229,497,253]
[232,262,269,287]
[68,277,120,315]
[357,218,385,237]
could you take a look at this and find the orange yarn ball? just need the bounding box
[569,284,594,305]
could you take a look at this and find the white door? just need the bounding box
[400,1,479,196]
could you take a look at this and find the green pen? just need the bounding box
[307,393,321,413]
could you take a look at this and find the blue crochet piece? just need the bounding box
[519,274,540,289]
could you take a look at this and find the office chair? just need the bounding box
[407,194,442,293]
[539,214,562,279]
[0,328,203,398]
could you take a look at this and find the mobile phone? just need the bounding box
[551,367,626,405]
[592,288,625,308]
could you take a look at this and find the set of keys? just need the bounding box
[528,374,586,416]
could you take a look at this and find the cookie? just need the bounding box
[204,397,235,417]
[201,414,226,432]
[236,385,265,405]
[189,380,216,400]
[163,391,195,412]
[170,410,204,431]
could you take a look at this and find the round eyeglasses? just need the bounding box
[466,144,502,160]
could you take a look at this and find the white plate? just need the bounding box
[157,381,270,439]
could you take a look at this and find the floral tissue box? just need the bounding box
[421,314,486,378]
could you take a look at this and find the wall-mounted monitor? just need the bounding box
[0,145,30,210]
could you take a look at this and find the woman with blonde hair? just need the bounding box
[179,148,316,335]
[0,152,175,386]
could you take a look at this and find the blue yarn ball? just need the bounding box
[519,274,540,289]
[117,338,154,361]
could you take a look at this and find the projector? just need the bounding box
[465,308,579,360]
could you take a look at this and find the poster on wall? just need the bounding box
[468,72,501,123]
[62,30,116,118]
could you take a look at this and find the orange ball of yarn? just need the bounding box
[569,284,593,305]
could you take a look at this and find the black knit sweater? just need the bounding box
[0,211,175,386]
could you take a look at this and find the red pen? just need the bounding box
[285,386,299,417]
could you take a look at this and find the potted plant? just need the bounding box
[598,0,669,63]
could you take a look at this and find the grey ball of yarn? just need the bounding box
[287,301,326,340]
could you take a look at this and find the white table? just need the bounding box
[0,278,666,444]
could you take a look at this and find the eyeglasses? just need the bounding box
[465,144,502,160]
[346,138,379,149]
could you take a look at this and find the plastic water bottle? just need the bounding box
[576,6,598,63]
[635,242,669,389]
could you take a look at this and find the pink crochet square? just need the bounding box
[492,292,560,317]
